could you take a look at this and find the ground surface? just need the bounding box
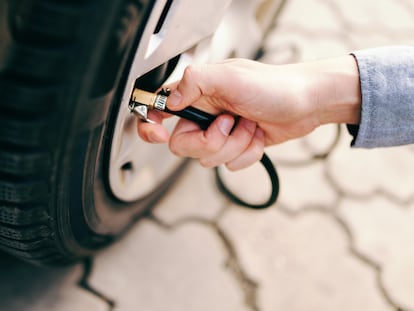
[2,0,414,310]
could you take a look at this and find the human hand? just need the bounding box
[138,57,360,170]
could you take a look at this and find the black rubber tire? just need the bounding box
[0,0,187,265]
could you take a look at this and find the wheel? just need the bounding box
[0,0,285,266]
[0,0,196,265]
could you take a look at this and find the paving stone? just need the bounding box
[90,220,249,311]
[338,197,414,310]
[348,32,414,51]
[295,37,351,60]
[330,0,414,31]
[278,0,343,32]
[277,161,337,211]
[153,161,225,224]
[265,125,344,165]
[219,207,391,311]
[267,0,414,58]
[327,134,414,200]
[301,124,343,156]
[216,160,277,206]
[265,139,315,165]
[0,255,106,311]
[259,39,301,65]
[263,0,354,61]
[264,26,351,61]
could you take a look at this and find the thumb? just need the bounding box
[166,64,217,111]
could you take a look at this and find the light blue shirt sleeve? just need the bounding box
[348,46,414,148]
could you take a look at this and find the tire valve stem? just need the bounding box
[128,88,170,124]
[128,88,216,131]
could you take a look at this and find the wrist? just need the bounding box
[307,55,362,126]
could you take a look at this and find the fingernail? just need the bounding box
[167,90,182,108]
[218,118,233,136]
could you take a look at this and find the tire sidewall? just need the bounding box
[55,0,180,256]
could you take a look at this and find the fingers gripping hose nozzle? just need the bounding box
[128,88,280,209]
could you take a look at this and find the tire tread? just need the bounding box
[0,0,88,265]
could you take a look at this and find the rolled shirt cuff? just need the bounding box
[348,46,414,148]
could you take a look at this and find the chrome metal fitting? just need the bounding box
[128,88,170,123]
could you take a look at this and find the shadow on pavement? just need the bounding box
[0,251,78,310]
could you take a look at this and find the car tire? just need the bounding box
[0,0,188,265]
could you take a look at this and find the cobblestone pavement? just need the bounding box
[2,0,414,310]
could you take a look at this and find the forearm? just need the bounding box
[304,55,362,126]
[302,46,414,148]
